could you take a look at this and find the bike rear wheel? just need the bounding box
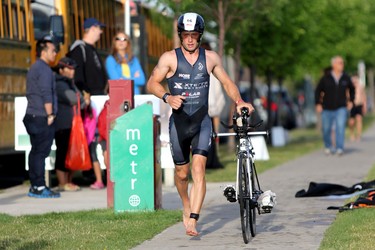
[238,155,251,244]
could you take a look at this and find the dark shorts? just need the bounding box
[99,139,107,151]
[350,105,363,118]
[55,128,71,172]
[169,108,212,165]
[89,139,99,162]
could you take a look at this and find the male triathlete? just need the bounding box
[147,12,254,236]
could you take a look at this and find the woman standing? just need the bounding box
[54,57,86,191]
[105,32,146,94]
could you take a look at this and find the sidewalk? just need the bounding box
[1,124,375,249]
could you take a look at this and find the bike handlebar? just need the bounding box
[217,107,268,138]
[214,131,268,138]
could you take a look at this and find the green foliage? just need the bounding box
[0,209,181,250]
[146,0,375,81]
[304,0,375,75]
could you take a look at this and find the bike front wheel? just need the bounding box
[238,155,251,244]
[249,159,257,237]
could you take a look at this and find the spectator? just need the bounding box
[97,100,109,169]
[23,38,60,198]
[68,17,107,98]
[68,17,107,188]
[348,75,367,142]
[105,31,146,94]
[83,104,105,189]
[54,57,84,192]
[315,56,355,156]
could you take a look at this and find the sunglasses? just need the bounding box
[115,37,128,41]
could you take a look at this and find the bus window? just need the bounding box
[31,1,55,40]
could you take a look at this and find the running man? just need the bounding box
[147,12,254,236]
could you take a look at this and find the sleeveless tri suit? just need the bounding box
[167,47,212,165]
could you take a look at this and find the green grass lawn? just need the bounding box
[320,164,375,250]
[0,209,181,250]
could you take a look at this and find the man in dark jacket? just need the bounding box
[315,56,355,155]
[68,17,107,97]
[23,38,60,198]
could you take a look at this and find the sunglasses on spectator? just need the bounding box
[115,37,128,41]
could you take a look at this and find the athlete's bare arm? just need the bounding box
[146,50,186,110]
[206,50,254,113]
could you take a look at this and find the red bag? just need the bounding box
[65,94,92,171]
[97,100,109,141]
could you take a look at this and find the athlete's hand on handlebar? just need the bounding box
[236,101,255,115]
[167,95,186,110]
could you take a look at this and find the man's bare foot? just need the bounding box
[182,211,190,228]
[186,218,199,236]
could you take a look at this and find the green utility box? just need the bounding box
[110,103,157,212]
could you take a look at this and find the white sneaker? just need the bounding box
[336,149,344,156]
[258,190,276,213]
[324,148,331,155]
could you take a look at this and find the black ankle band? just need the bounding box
[190,213,199,221]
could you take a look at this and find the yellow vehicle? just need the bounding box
[0,0,173,153]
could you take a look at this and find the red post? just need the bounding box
[107,80,134,208]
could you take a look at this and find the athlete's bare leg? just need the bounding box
[186,154,207,236]
[356,114,363,141]
[174,163,191,228]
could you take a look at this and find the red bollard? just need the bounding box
[107,80,134,208]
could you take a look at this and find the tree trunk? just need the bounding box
[218,0,225,58]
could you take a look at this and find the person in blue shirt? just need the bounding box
[23,37,60,198]
[105,31,146,94]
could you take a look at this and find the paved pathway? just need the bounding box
[1,124,375,250]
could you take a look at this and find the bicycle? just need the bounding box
[215,108,271,244]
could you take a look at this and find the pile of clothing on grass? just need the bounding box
[295,180,375,212]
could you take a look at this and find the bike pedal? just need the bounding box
[223,185,237,203]
[261,206,273,213]
[227,197,237,203]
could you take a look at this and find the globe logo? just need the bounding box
[129,195,141,207]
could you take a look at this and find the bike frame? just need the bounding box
[217,131,268,202]
[217,110,268,243]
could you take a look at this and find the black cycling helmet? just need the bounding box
[177,12,205,42]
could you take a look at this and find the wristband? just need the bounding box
[236,99,244,105]
[162,93,171,103]
[47,114,55,119]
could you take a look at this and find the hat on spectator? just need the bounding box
[56,57,78,70]
[83,17,105,29]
